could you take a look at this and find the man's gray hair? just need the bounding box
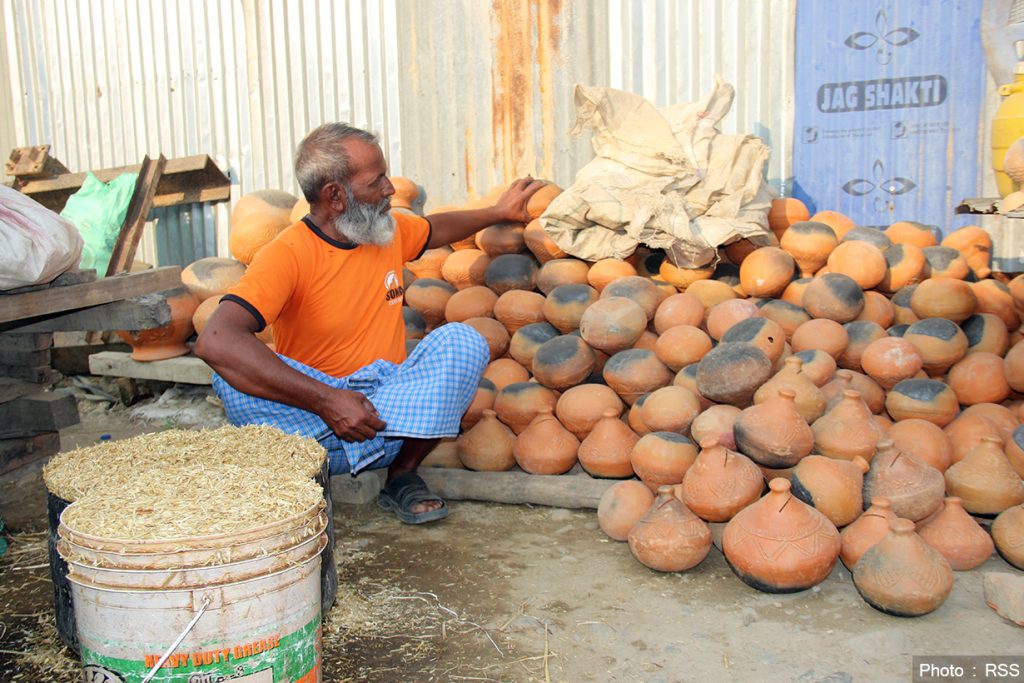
[295,123,379,202]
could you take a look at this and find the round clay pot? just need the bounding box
[493,382,558,434]
[769,197,812,239]
[536,258,590,294]
[475,224,526,257]
[523,219,568,263]
[483,358,531,391]
[509,322,559,368]
[855,291,895,328]
[631,433,699,491]
[811,210,856,240]
[696,343,773,407]
[802,273,865,323]
[791,455,869,528]
[922,246,970,280]
[840,497,896,569]
[1006,342,1024,393]
[555,384,624,440]
[598,481,655,541]
[792,349,837,386]
[628,395,652,436]
[600,276,662,322]
[406,246,452,280]
[781,278,813,307]
[579,297,648,353]
[904,318,969,377]
[604,349,673,405]
[864,440,945,521]
[947,352,1011,405]
[464,317,511,361]
[422,439,462,469]
[886,418,953,472]
[589,259,638,292]
[632,330,659,353]
[192,296,220,337]
[512,407,580,475]
[687,279,739,309]
[460,378,497,431]
[181,257,246,301]
[628,486,712,572]
[734,389,814,468]
[991,503,1024,570]
[1007,425,1024,479]
[690,405,742,450]
[910,278,977,323]
[445,286,498,323]
[228,211,289,265]
[885,221,938,248]
[890,285,921,326]
[860,337,924,389]
[721,317,787,364]
[820,370,884,415]
[780,221,838,277]
[405,278,457,328]
[706,299,762,341]
[973,280,1020,331]
[638,386,700,434]
[118,288,198,361]
[812,390,884,462]
[724,238,761,265]
[791,318,849,359]
[231,189,296,226]
[723,478,841,593]
[531,335,595,390]
[838,321,887,372]
[753,356,827,423]
[525,183,562,219]
[885,379,960,427]
[442,248,492,290]
[485,253,539,295]
[654,325,712,372]
[756,300,811,341]
[962,403,1018,439]
[945,436,1024,515]
[827,241,887,290]
[917,497,995,570]
[841,226,892,250]
[543,284,599,333]
[739,247,795,298]
[658,261,715,289]
[945,413,1004,465]
[878,243,927,293]
[492,289,546,336]
[681,438,764,522]
[942,225,992,278]
[654,293,705,333]
[854,518,954,617]
[578,408,640,478]
[457,409,517,471]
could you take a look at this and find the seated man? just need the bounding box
[196,122,543,524]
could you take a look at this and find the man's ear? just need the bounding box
[322,181,347,213]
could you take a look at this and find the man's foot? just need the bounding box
[377,472,449,524]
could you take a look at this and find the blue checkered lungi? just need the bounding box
[212,323,489,475]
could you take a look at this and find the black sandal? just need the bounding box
[376,472,449,524]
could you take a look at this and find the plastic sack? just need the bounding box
[0,185,84,291]
[60,172,138,275]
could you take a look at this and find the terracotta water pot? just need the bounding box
[860,337,924,389]
[838,321,887,372]
[878,243,927,293]
[903,318,968,378]
[922,246,970,280]
[752,356,827,423]
[782,278,814,307]
[680,438,764,522]
[884,378,960,427]
[631,433,699,490]
[536,258,589,294]
[442,248,492,290]
[658,261,715,289]
[604,349,673,405]
[579,297,647,353]
[475,223,526,256]
[509,322,559,368]
[720,317,787,364]
[655,325,713,371]
[531,335,595,390]
[457,409,516,471]
[493,382,558,434]
[853,518,954,617]
[512,407,580,475]
[812,210,856,240]
[971,279,1019,331]
[687,278,739,308]
[842,226,892,250]
[811,390,884,462]
[856,290,895,328]
[942,225,992,278]
[909,277,977,323]
[484,254,538,295]
[543,283,599,333]
[947,353,1011,406]
[640,386,701,434]
[945,436,1024,516]
[460,378,498,431]
[1006,425,1024,479]
[653,293,705,333]
[118,288,198,361]
[555,384,624,440]
[827,240,887,290]
[917,497,995,570]
[791,455,869,528]
[588,258,637,292]
[769,197,811,239]
[405,278,456,328]
[791,318,849,359]
[601,276,662,321]
[890,285,921,325]
[464,317,511,361]
[577,408,639,478]
[802,274,865,323]
[690,405,742,450]
[840,496,896,569]
[523,219,567,263]
[445,285,498,323]
[696,343,773,407]
[886,220,937,248]
[706,299,762,341]
[734,389,813,468]
[945,413,1004,464]
[483,358,530,392]
[991,503,1024,570]
[863,440,945,521]
[792,349,838,387]
[181,257,246,301]
[597,481,655,541]
[738,247,795,298]
[723,478,841,593]
[1005,342,1024,393]
[885,419,953,472]
[628,395,652,436]
[493,290,546,335]
[405,246,452,280]
[628,486,712,572]
[757,299,811,340]
[780,220,838,277]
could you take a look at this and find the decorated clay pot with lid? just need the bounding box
[991,503,1024,570]
[811,390,883,463]
[840,497,896,569]
[739,247,795,298]
[578,408,639,478]
[945,436,1024,516]
[690,405,742,451]
[792,349,837,387]
[790,455,869,528]
[753,356,827,423]
[916,497,995,570]
[457,409,516,471]
[118,288,199,362]
[853,518,954,617]
[631,432,699,491]
[555,384,624,440]
[734,389,813,468]
[680,438,764,522]
[780,221,838,277]
[512,407,580,475]
[696,343,773,407]
[597,481,655,541]
[723,478,841,593]
[863,440,945,521]
[628,486,712,572]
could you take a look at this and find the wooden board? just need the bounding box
[106,155,167,277]
[0,292,172,333]
[0,364,60,384]
[0,377,44,404]
[89,351,213,385]
[0,266,181,324]
[51,343,131,375]
[0,390,79,438]
[1,269,97,295]
[0,332,52,351]
[0,432,60,476]
[419,468,614,510]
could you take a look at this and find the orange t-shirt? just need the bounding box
[223,213,431,377]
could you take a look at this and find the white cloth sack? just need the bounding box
[0,185,84,290]
[541,78,774,268]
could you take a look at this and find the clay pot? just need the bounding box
[536,258,589,294]
[922,246,970,280]
[475,224,525,256]
[181,257,246,301]
[947,353,1010,405]
[945,413,1004,464]
[629,486,712,572]
[631,433,699,491]
[696,343,773,407]
[842,226,892,250]
[864,440,945,521]
[192,296,219,337]
[523,219,567,263]
[706,299,762,341]
[457,409,516,471]
[790,455,869,528]
[628,395,652,436]
[690,405,742,451]
[493,290,546,335]
[118,288,198,361]
[904,318,968,378]
[493,382,558,434]
[554,384,624,440]
[589,259,637,292]
[780,221,838,277]
[597,481,655,541]
[442,248,492,290]
[631,328,659,352]
[402,307,426,342]
[512,407,581,475]
[680,438,764,522]
[485,254,538,295]
[963,403,1018,440]
[508,322,559,368]
[739,247,795,298]
[853,518,953,617]
[972,280,1019,331]
[228,211,289,265]
[812,390,884,462]
[1006,342,1024,393]
[601,276,662,322]
[855,291,895,329]
[464,317,510,361]
[723,478,841,593]
[769,197,811,239]
[724,238,761,265]
[917,497,995,570]
[820,370,884,415]
[756,300,810,341]
[885,379,960,427]
[543,284,599,333]
[673,363,713,409]
[578,408,640,478]
[781,278,813,307]
[890,286,920,326]
[604,349,673,405]
[579,297,647,353]
[837,321,887,372]
[811,210,856,240]
[720,317,786,364]
[653,293,705,333]
[791,318,849,359]
[878,244,927,293]
[1007,425,1024,479]
[945,436,1024,515]
[641,386,701,434]
[687,279,739,309]
[483,358,531,391]
[445,286,498,323]
[526,183,562,219]
[961,314,1009,356]
[658,262,715,289]
[886,419,953,472]
[753,357,827,423]
[991,503,1024,569]
[531,335,595,390]
[802,274,865,323]
[406,246,452,280]
[231,189,296,226]
[910,278,977,323]
[405,278,457,328]
[860,337,923,390]
[942,225,992,278]
[792,349,837,386]
[461,378,497,431]
[840,497,896,569]
[654,325,712,372]
[827,241,887,290]
[422,438,462,468]
[885,220,938,248]
[734,389,814,468]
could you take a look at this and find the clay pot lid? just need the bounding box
[784,356,804,369]
[865,497,894,516]
[482,409,498,418]
[889,518,915,534]
[657,485,675,496]
[842,389,862,400]
[768,478,792,495]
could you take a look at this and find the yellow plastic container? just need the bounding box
[993,44,1024,197]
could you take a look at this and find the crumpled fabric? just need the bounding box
[0,186,83,290]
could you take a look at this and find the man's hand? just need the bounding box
[316,388,387,442]
[492,177,547,224]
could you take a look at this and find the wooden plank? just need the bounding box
[1,269,97,295]
[0,347,49,366]
[0,332,52,351]
[0,378,41,404]
[0,432,60,476]
[89,351,213,385]
[0,266,181,324]
[0,390,78,438]
[0,364,60,384]
[0,292,172,333]
[419,468,615,510]
[106,155,167,277]
[51,343,131,375]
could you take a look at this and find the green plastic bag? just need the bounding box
[60,172,139,275]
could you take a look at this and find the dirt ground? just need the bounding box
[0,384,1021,682]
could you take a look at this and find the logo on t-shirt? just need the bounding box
[384,270,404,305]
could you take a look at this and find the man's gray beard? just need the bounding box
[335,186,396,246]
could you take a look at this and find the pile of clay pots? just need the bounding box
[409,189,1024,618]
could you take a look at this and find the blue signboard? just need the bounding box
[792,0,987,236]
